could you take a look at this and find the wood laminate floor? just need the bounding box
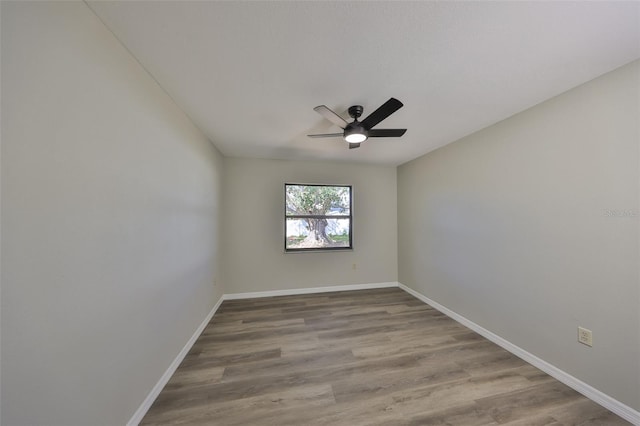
[141,288,630,425]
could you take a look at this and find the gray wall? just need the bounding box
[1,2,224,425]
[398,61,639,410]
[222,158,397,293]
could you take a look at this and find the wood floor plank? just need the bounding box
[475,380,588,423]
[143,384,336,426]
[141,288,630,425]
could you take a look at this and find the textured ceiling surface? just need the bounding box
[87,1,640,166]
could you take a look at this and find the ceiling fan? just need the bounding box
[308,98,407,149]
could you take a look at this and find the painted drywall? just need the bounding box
[1,2,224,425]
[0,3,3,422]
[398,60,640,410]
[222,158,397,293]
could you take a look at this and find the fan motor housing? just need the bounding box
[344,121,368,142]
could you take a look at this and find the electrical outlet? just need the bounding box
[352,263,357,270]
[578,327,593,347]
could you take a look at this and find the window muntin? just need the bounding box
[285,184,352,251]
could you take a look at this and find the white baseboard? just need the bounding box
[397,283,640,426]
[223,281,399,300]
[127,295,224,426]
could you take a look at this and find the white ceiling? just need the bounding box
[87,1,640,166]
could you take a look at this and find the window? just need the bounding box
[285,183,352,252]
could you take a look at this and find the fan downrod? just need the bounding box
[348,105,364,120]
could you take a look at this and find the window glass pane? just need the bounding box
[286,218,350,250]
[286,185,350,216]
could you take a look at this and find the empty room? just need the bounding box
[1,1,639,425]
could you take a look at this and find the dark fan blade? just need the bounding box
[360,98,403,130]
[313,105,348,129]
[307,133,343,138]
[348,143,361,149]
[368,129,407,138]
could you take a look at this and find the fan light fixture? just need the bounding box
[344,117,368,143]
[344,129,368,143]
